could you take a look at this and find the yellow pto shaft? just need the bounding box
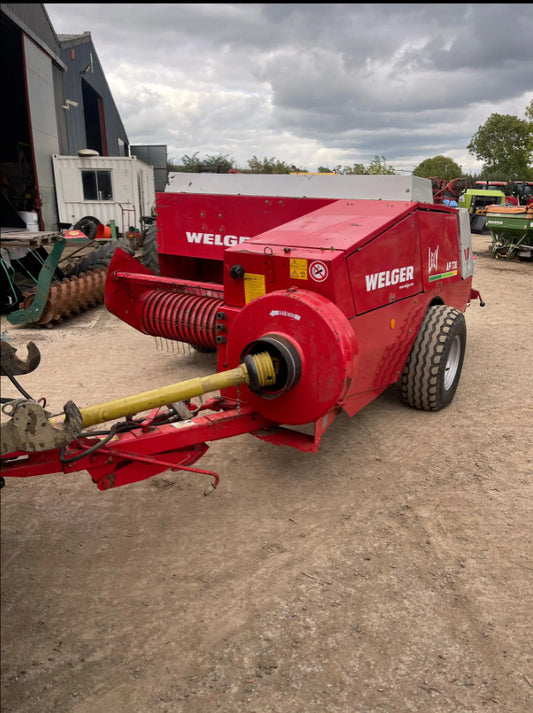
[77,351,276,429]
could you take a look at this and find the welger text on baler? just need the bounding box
[365,265,414,291]
[186,232,250,247]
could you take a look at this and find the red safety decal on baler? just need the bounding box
[309,261,329,282]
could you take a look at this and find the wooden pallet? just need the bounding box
[0,230,62,248]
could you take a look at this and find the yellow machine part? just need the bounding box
[75,351,276,429]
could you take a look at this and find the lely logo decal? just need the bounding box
[428,246,439,272]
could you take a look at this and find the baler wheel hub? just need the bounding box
[444,335,462,391]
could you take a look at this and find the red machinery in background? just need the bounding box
[429,176,470,205]
[1,176,484,494]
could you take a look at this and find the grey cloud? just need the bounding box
[45,3,533,172]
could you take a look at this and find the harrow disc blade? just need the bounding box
[21,268,107,326]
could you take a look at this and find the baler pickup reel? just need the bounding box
[1,350,278,494]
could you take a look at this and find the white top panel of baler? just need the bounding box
[165,173,433,203]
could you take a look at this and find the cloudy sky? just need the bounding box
[45,3,533,175]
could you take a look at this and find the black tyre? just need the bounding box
[67,239,134,276]
[73,215,101,240]
[401,305,466,411]
[141,223,160,275]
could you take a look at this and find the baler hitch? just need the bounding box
[1,399,83,456]
[0,340,41,376]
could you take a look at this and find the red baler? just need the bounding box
[1,176,484,493]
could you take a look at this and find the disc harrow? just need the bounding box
[3,232,135,327]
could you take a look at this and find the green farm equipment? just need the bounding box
[485,205,533,260]
[457,183,507,234]
[1,222,134,326]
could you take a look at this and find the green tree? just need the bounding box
[366,155,397,175]
[525,98,533,123]
[200,154,236,173]
[413,155,463,181]
[246,156,307,174]
[170,152,202,172]
[525,99,533,169]
[334,163,366,175]
[333,156,396,175]
[169,152,236,173]
[467,110,533,180]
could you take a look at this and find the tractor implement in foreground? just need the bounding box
[1,176,485,494]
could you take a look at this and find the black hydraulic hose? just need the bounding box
[57,407,184,465]
[4,372,34,401]
[59,424,119,464]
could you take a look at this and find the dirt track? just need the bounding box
[1,234,532,713]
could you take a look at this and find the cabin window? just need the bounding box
[81,170,113,200]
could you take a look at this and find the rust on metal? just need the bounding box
[21,269,107,325]
[0,400,83,455]
[0,341,41,376]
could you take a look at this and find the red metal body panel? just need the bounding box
[346,212,422,314]
[240,199,417,251]
[223,199,421,314]
[156,192,333,268]
[344,298,426,415]
[222,247,355,316]
[418,207,465,290]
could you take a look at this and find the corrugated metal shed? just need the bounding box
[1,3,63,64]
[57,32,129,158]
[0,3,167,235]
[131,145,168,192]
[1,4,66,229]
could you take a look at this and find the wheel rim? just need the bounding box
[444,335,461,390]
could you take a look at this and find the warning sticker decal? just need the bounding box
[244,273,266,304]
[290,258,308,280]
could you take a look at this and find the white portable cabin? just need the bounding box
[52,153,156,234]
